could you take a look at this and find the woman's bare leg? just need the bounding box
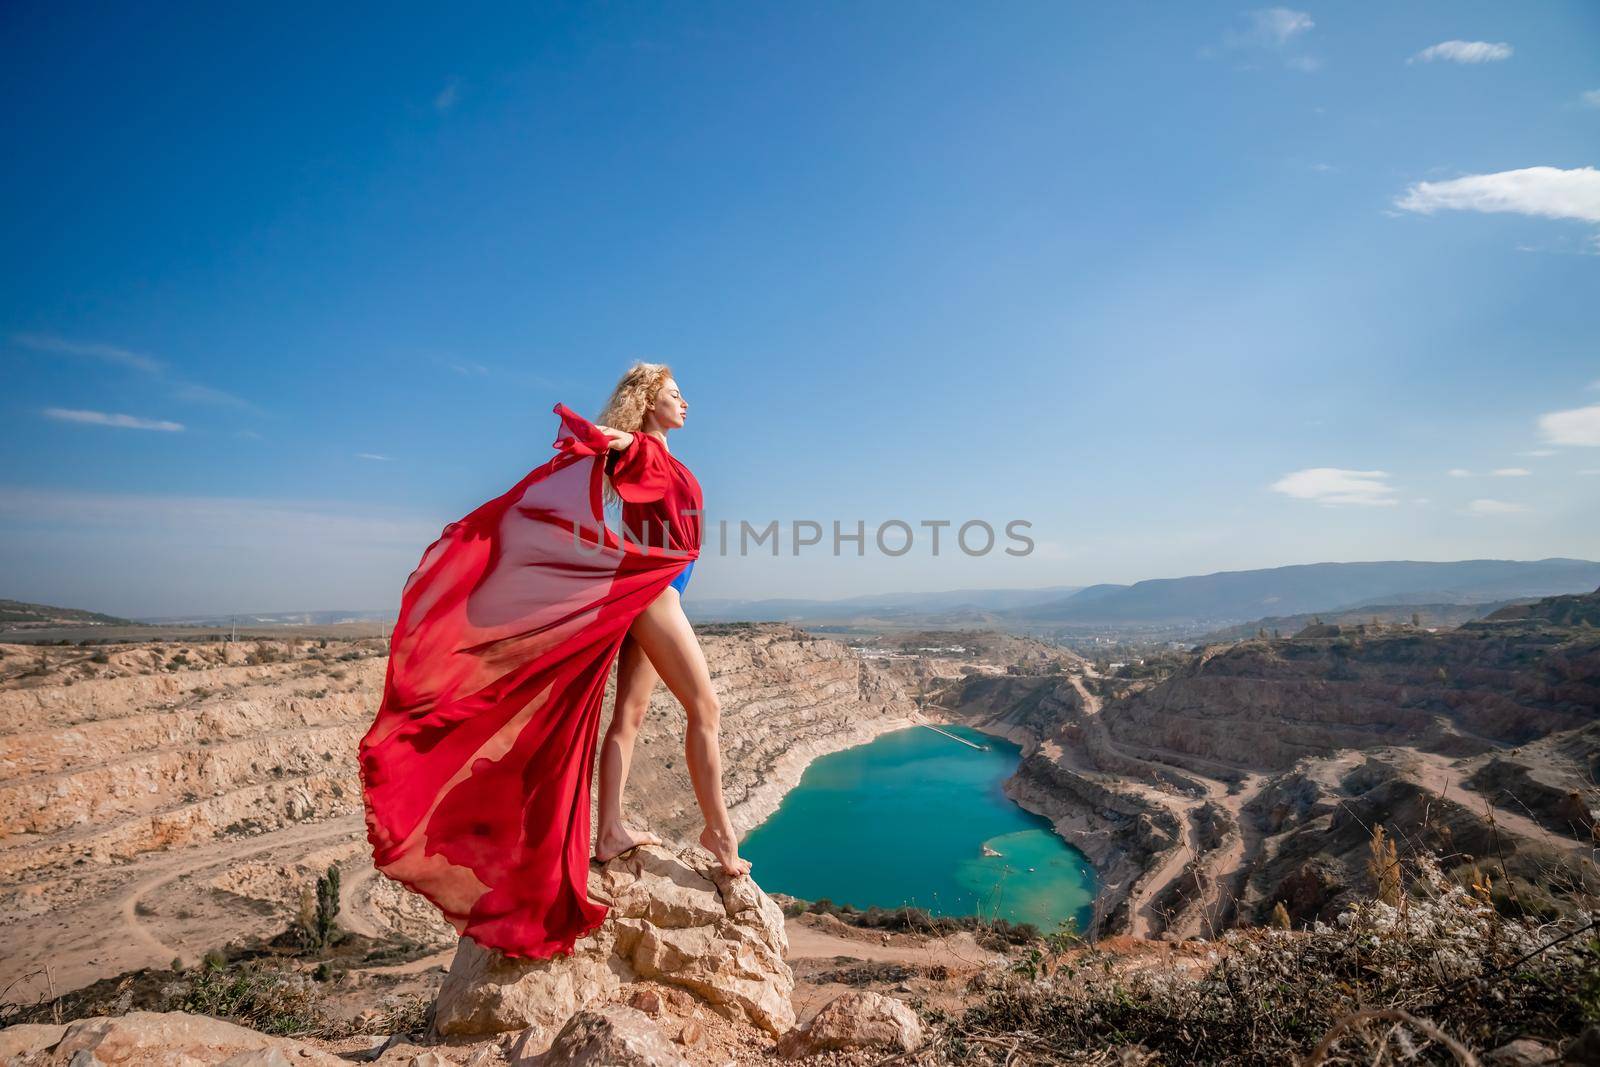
[627,585,752,877]
[594,633,664,862]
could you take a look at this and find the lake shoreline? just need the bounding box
[736,718,1097,931]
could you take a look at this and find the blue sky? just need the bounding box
[2,2,1598,617]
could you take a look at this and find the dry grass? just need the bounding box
[909,849,1597,1065]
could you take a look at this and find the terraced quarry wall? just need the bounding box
[944,608,1600,941]
[0,624,922,1000]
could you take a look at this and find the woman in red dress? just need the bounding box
[590,365,752,879]
[358,361,749,962]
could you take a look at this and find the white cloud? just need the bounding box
[1584,90,1600,109]
[1491,467,1531,477]
[1270,468,1397,507]
[356,452,394,461]
[1517,449,1556,457]
[42,407,184,432]
[1408,40,1513,64]
[1539,403,1600,446]
[1447,468,1473,478]
[1395,166,1600,224]
[1229,8,1314,46]
[14,333,164,373]
[1212,8,1319,71]
[1465,498,1527,515]
[1581,469,1600,476]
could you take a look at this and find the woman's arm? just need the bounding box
[595,425,635,451]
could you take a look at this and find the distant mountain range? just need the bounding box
[684,585,1083,623]
[691,559,1600,631]
[1005,558,1600,626]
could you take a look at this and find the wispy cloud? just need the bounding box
[1395,166,1600,225]
[1207,8,1319,71]
[1465,498,1527,515]
[1490,467,1531,477]
[1581,90,1600,109]
[434,79,461,114]
[445,359,490,376]
[356,452,393,461]
[1408,40,1513,64]
[42,407,183,432]
[1270,468,1397,507]
[17,330,263,418]
[1447,468,1473,477]
[14,333,165,373]
[1539,403,1600,446]
[1517,449,1557,457]
[172,382,261,412]
[1226,8,1314,47]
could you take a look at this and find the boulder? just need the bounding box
[1484,1037,1558,1065]
[433,844,793,1043]
[776,991,923,1058]
[537,1005,689,1066]
[0,1010,346,1065]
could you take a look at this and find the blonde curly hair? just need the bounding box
[597,360,674,510]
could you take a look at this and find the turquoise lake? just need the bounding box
[739,723,1096,935]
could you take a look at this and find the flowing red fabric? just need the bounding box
[358,403,700,959]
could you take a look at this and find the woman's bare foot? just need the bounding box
[594,822,663,864]
[699,824,752,877]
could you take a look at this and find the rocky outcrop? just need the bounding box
[433,843,793,1049]
[538,1004,689,1066]
[775,990,923,1058]
[0,1009,348,1065]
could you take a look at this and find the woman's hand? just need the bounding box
[595,425,635,451]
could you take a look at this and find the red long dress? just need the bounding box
[358,403,702,959]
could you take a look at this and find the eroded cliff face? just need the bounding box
[940,594,1600,941]
[1104,622,1599,772]
[0,623,921,1001]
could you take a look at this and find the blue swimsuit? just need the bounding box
[669,560,694,595]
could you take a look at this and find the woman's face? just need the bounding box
[647,377,688,431]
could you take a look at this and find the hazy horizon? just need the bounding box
[9,554,1599,622]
